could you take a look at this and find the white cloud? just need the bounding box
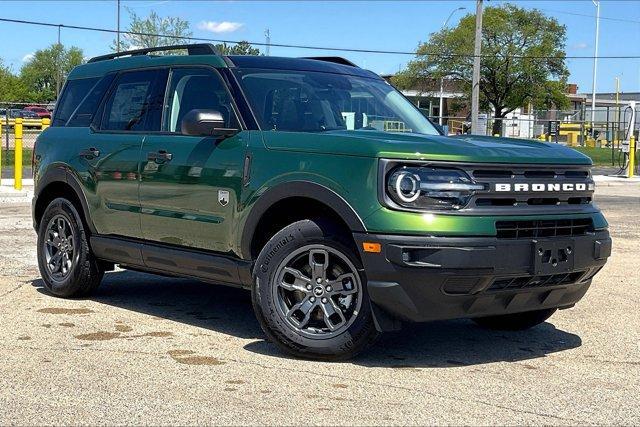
[22,52,34,62]
[197,21,243,33]
[571,42,588,49]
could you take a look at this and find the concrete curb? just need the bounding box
[593,175,640,186]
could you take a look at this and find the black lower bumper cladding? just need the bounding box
[353,230,611,325]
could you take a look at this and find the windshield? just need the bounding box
[234,68,440,135]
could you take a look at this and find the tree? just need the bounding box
[0,60,28,102]
[214,41,261,56]
[113,8,192,51]
[19,44,84,102]
[394,4,570,135]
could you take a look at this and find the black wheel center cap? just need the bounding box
[313,286,324,296]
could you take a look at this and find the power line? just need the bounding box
[1,16,640,60]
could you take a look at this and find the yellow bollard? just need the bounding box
[14,117,23,190]
[493,133,500,137]
[628,136,636,179]
[41,117,50,131]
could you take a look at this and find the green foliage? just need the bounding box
[214,41,261,56]
[113,8,192,51]
[0,60,29,102]
[394,4,570,133]
[19,44,84,102]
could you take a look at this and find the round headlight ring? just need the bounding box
[394,171,421,203]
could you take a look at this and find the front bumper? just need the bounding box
[354,230,611,325]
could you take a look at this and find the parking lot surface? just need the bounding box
[0,184,638,425]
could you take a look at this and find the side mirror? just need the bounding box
[181,109,239,138]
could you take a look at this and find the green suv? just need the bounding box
[33,44,611,359]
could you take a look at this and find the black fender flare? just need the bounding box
[240,181,367,259]
[35,165,97,234]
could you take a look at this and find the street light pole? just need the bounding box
[117,0,121,52]
[470,0,483,135]
[264,29,271,56]
[439,6,466,126]
[590,0,600,136]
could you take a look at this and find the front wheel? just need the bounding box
[252,219,379,360]
[472,308,557,331]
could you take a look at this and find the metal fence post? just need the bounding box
[14,117,23,190]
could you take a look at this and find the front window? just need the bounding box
[233,68,439,135]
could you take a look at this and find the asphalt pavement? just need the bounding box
[0,184,638,425]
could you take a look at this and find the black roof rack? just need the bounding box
[88,43,219,63]
[302,57,359,67]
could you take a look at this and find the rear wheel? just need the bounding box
[252,219,379,360]
[37,198,103,298]
[472,308,557,331]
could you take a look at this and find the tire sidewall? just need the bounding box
[37,198,89,297]
[252,219,377,359]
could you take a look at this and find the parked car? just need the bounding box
[32,44,611,360]
[24,105,52,119]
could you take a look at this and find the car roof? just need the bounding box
[69,44,380,81]
[225,55,379,79]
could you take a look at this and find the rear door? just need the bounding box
[81,68,167,239]
[139,66,247,252]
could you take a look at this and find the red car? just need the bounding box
[23,106,51,119]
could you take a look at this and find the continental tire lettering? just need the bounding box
[260,233,295,273]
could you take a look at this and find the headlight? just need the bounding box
[386,166,484,210]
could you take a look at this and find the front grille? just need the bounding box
[467,165,594,212]
[495,218,593,239]
[488,271,586,292]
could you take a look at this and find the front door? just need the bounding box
[139,67,247,253]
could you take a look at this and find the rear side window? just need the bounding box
[52,77,100,127]
[66,74,116,127]
[100,69,167,132]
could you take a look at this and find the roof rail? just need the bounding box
[88,43,219,63]
[302,57,359,67]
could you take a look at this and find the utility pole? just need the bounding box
[470,0,483,135]
[439,6,466,126]
[56,25,61,99]
[590,0,600,136]
[117,0,121,52]
[264,29,271,56]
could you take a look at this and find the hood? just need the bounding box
[261,130,592,165]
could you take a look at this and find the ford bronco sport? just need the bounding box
[33,44,611,360]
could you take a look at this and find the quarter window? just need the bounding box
[52,77,100,127]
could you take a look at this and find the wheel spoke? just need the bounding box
[279,267,311,293]
[56,218,67,239]
[286,297,316,328]
[309,249,329,282]
[320,299,346,331]
[327,273,358,296]
[49,252,63,274]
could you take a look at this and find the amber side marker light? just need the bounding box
[362,242,382,253]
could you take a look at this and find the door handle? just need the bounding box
[147,150,173,163]
[79,147,100,158]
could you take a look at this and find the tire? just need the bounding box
[252,219,379,360]
[37,198,103,298]
[472,308,557,331]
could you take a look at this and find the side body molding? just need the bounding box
[239,181,367,259]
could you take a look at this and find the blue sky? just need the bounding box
[1,0,639,93]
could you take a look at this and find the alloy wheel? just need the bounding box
[43,214,76,281]
[272,244,363,339]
